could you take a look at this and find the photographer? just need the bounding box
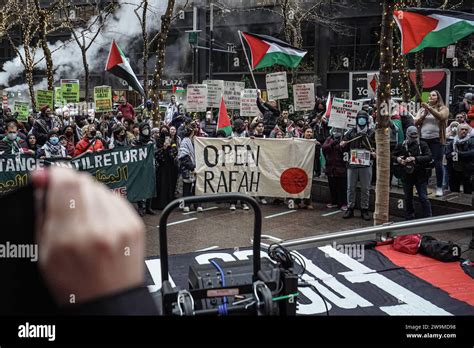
[392,126,433,220]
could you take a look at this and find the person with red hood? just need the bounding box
[117,97,136,122]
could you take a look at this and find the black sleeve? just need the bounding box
[32,121,47,145]
[62,286,160,315]
[391,144,403,163]
[416,141,432,164]
[256,97,267,114]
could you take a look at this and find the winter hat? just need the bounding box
[406,126,418,139]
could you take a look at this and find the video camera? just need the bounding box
[153,193,299,316]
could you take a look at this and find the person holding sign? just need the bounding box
[340,111,375,221]
[256,90,280,137]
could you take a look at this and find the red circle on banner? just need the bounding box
[280,168,308,194]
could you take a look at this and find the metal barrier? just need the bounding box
[261,211,474,250]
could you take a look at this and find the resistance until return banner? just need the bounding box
[0,144,155,202]
[194,137,316,199]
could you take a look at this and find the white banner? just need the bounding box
[186,84,208,112]
[240,89,259,117]
[195,137,315,198]
[266,72,288,100]
[223,81,245,110]
[203,80,224,108]
[293,83,315,111]
[328,97,363,129]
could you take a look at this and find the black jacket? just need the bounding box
[342,128,376,168]
[392,140,432,182]
[256,98,280,137]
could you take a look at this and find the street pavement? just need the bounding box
[142,201,473,259]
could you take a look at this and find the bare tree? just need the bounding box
[59,0,115,100]
[32,0,67,91]
[148,0,176,120]
[374,0,395,226]
[1,0,42,109]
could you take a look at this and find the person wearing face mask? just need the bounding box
[322,128,348,211]
[74,125,105,157]
[110,125,129,149]
[62,125,76,157]
[32,105,62,146]
[392,126,433,220]
[151,125,179,210]
[340,110,376,221]
[38,130,68,159]
[0,122,31,155]
[445,123,474,194]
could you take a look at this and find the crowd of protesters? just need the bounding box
[1,89,473,221]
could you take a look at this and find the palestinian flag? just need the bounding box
[240,31,307,70]
[105,40,145,96]
[217,96,232,136]
[394,8,474,54]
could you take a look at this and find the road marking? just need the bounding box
[322,210,342,217]
[264,210,297,219]
[195,246,220,252]
[182,206,219,215]
[157,217,197,228]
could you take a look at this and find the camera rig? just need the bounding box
[156,193,298,316]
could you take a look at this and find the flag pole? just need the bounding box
[238,31,258,90]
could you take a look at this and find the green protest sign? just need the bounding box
[13,101,29,122]
[0,144,156,202]
[54,87,64,106]
[36,90,54,109]
[94,86,113,112]
[60,79,80,103]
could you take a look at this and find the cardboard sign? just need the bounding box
[186,84,208,112]
[203,80,224,108]
[54,87,64,107]
[94,86,113,112]
[328,97,363,129]
[35,90,54,109]
[266,72,288,100]
[293,83,315,111]
[60,79,80,103]
[13,101,29,122]
[240,89,259,117]
[223,81,245,110]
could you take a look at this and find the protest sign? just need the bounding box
[293,83,315,111]
[186,84,208,112]
[240,89,259,117]
[203,80,225,108]
[94,86,113,112]
[223,81,245,110]
[13,101,29,122]
[60,79,80,103]
[35,90,54,109]
[328,97,363,129]
[266,72,288,100]
[195,137,315,198]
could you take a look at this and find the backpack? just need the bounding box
[419,236,461,262]
[393,234,422,254]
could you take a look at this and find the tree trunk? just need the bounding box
[26,65,36,111]
[374,0,394,226]
[82,49,89,101]
[149,0,175,120]
[34,0,54,90]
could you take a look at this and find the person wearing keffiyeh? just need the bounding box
[445,123,474,194]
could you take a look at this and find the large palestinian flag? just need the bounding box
[394,8,474,54]
[240,31,307,70]
[105,40,145,96]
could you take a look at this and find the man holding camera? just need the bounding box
[392,126,433,220]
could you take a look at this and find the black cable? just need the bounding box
[298,281,330,316]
